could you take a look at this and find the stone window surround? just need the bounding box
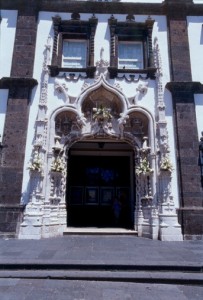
[49,13,98,78]
[108,15,156,79]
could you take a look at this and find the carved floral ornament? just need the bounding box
[51,156,65,173]
[160,156,173,173]
[135,157,153,176]
[28,147,43,173]
[135,137,153,177]
[51,136,66,174]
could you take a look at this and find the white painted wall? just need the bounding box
[164,88,180,207]
[0,10,17,141]
[187,16,203,83]
[78,0,164,2]
[195,94,203,139]
[114,0,163,2]
[21,11,180,208]
[188,17,203,146]
[0,90,8,140]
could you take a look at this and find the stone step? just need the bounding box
[0,232,16,239]
[0,269,202,285]
[0,263,202,273]
[63,227,138,235]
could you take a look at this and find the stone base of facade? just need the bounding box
[178,207,203,239]
[134,203,183,241]
[183,234,203,240]
[0,204,25,236]
[18,198,67,239]
[19,224,66,239]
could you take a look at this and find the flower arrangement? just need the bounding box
[28,151,42,172]
[160,157,173,172]
[51,157,65,173]
[93,105,112,122]
[136,157,153,176]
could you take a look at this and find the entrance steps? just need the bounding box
[63,227,138,236]
[0,267,203,286]
[0,236,202,289]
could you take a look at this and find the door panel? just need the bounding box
[67,155,132,227]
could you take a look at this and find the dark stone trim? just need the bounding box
[178,207,203,237]
[0,0,163,15]
[166,82,203,101]
[108,67,156,80]
[48,66,96,78]
[0,204,25,209]
[108,15,155,79]
[0,77,38,90]
[167,81,203,212]
[166,82,203,92]
[0,204,25,234]
[163,0,193,20]
[51,14,98,78]
[2,0,203,17]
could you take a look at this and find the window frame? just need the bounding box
[118,41,144,70]
[108,15,156,79]
[49,14,98,78]
[62,39,87,68]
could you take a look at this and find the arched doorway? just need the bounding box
[37,75,160,238]
[66,140,135,229]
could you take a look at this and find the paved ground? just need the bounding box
[0,235,203,266]
[0,279,203,300]
[0,235,202,299]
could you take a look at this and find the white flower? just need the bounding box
[93,105,112,121]
[28,152,42,172]
[51,157,65,173]
[136,157,153,176]
[160,157,173,172]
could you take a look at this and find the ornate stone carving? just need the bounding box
[54,79,70,103]
[132,82,148,105]
[95,47,109,78]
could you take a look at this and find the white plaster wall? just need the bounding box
[120,0,163,2]
[194,94,203,139]
[78,0,164,2]
[123,0,163,2]
[0,90,8,140]
[0,10,17,141]
[21,11,180,207]
[164,89,180,208]
[187,16,203,83]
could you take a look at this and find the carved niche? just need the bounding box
[55,111,80,137]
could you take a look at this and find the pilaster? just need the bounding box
[166,82,203,238]
[0,6,38,235]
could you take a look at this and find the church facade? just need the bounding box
[0,0,203,240]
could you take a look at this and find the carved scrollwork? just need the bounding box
[54,79,70,103]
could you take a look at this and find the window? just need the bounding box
[118,42,143,70]
[62,40,87,68]
[108,15,156,79]
[49,13,98,78]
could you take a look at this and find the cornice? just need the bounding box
[166,82,203,94]
[0,77,38,90]
[0,0,163,15]
[1,1,203,18]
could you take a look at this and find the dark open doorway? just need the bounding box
[67,153,133,229]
